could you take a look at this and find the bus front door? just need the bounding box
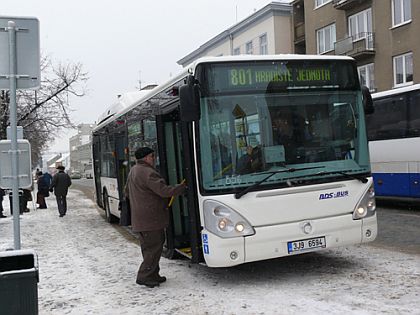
[158,114,193,260]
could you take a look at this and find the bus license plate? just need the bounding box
[287,236,326,254]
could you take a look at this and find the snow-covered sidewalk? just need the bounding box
[0,188,419,314]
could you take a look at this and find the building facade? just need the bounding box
[177,2,293,67]
[69,123,94,176]
[292,0,420,93]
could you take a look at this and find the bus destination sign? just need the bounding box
[229,67,332,87]
[205,60,356,93]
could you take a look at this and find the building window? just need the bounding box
[358,63,375,92]
[246,41,253,55]
[393,52,413,87]
[233,47,240,55]
[259,34,268,55]
[316,24,336,54]
[349,8,372,39]
[392,0,411,27]
[315,0,331,8]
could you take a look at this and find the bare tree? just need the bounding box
[0,56,88,166]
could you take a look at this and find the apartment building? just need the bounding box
[292,0,419,92]
[69,123,94,175]
[177,2,293,67]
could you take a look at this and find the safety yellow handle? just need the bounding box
[168,179,186,208]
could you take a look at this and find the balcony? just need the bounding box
[334,32,375,59]
[332,0,366,10]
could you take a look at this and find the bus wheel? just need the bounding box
[104,191,118,224]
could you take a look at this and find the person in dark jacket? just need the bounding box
[125,147,185,288]
[49,166,72,217]
[0,188,6,218]
[43,171,53,187]
[36,171,49,209]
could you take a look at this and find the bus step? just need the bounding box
[175,247,192,259]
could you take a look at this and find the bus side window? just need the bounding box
[408,91,420,137]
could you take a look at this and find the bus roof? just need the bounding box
[95,90,154,125]
[93,54,356,132]
[92,68,189,132]
[372,83,420,99]
[185,54,355,71]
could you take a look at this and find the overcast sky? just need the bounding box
[2,0,291,153]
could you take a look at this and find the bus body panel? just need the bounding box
[368,84,420,199]
[200,179,372,228]
[198,179,376,267]
[202,213,377,268]
[100,177,120,218]
[200,231,245,267]
[369,138,420,198]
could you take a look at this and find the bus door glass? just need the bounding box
[161,116,190,257]
[115,131,129,200]
[92,135,103,207]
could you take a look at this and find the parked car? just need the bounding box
[84,170,93,179]
[70,172,82,179]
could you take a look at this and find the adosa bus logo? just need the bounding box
[319,190,349,200]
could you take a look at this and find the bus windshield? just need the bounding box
[197,60,371,193]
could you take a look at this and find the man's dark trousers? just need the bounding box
[137,230,165,281]
[56,195,67,215]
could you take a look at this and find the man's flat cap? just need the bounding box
[135,147,154,159]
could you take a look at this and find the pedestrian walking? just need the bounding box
[125,147,185,288]
[36,171,49,209]
[0,188,6,218]
[49,165,72,217]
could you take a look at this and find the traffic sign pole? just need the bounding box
[8,21,21,250]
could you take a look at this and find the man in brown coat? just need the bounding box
[125,147,185,288]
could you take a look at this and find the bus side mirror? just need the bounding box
[362,86,374,115]
[180,75,200,122]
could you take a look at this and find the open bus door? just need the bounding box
[157,110,202,263]
[92,135,103,208]
[114,128,131,225]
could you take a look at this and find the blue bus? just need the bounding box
[367,84,420,199]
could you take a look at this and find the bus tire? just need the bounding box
[103,191,118,224]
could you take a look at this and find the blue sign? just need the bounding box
[203,244,209,254]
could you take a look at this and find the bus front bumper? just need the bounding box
[202,213,377,268]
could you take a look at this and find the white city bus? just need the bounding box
[367,84,420,199]
[92,55,377,267]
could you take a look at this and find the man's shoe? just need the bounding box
[136,279,160,288]
[59,214,64,217]
[156,275,166,283]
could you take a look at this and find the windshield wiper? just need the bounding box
[234,166,325,199]
[315,170,368,183]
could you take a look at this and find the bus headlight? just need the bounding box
[203,200,255,238]
[353,184,376,220]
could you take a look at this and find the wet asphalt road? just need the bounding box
[71,179,420,256]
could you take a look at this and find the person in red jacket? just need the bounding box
[125,147,185,288]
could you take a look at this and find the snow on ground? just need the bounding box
[0,189,419,315]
